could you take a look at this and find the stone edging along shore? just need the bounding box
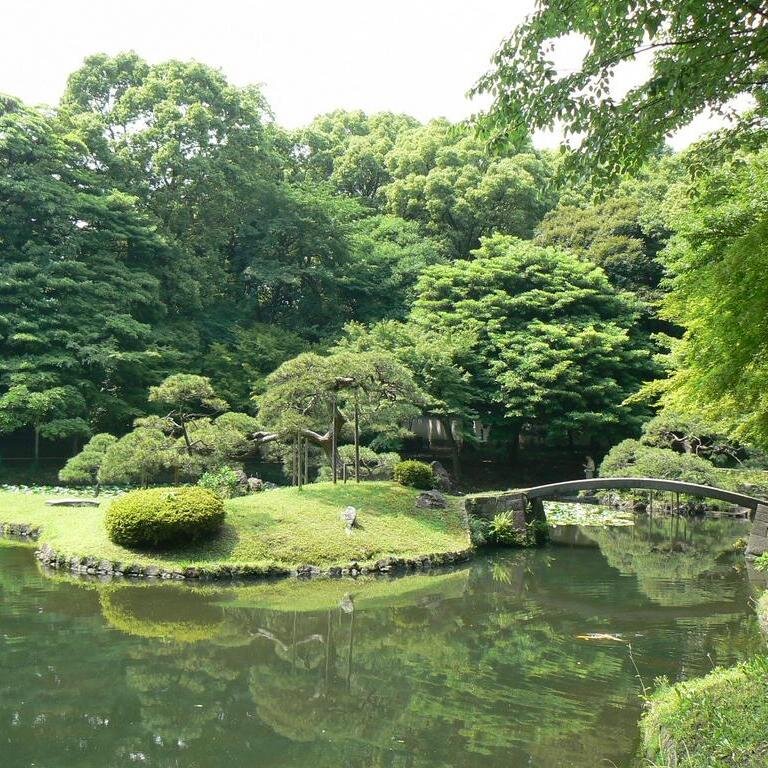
[1,521,473,582]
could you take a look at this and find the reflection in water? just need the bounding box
[0,519,762,768]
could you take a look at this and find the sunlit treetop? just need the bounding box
[471,0,768,181]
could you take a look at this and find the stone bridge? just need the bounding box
[465,476,768,558]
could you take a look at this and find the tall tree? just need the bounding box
[535,164,673,302]
[408,235,653,449]
[0,95,171,442]
[472,1,768,178]
[335,320,477,476]
[294,110,419,206]
[650,147,768,446]
[257,351,424,472]
[384,120,555,258]
[60,53,280,315]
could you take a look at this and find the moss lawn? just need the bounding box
[640,657,768,768]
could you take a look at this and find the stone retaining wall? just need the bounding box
[0,522,40,539]
[758,592,768,639]
[465,491,526,522]
[746,503,768,558]
[34,542,474,582]
[464,491,546,528]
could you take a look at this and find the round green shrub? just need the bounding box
[105,487,225,549]
[393,460,435,489]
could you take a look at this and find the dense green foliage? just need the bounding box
[6,53,608,470]
[641,658,768,768]
[104,487,225,548]
[58,433,117,486]
[535,169,672,302]
[393,460,435,489]
[197,466,248,499]
[8,41,768,483]
[473,1,768,179]
[649,150,768,447]
[409,236,651,443]
[0,95,170,444]
[599,439,718,485]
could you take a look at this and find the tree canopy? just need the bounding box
[0,94,172,440]
[648,147,768,446]
[472,1,768,178]
[3,49,715,477]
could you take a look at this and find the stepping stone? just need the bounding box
[44,498,100,507]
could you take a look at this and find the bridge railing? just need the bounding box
[516,476,765,512]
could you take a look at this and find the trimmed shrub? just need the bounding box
[105,487,225,549]
[393,460,435,489]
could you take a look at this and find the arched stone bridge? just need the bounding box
[464,476,768,558]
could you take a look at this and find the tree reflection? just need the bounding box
[0,525,762,768]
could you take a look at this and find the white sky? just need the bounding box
[1,0,736,149]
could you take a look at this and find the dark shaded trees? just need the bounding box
[0,95,172,444]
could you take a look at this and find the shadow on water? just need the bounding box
[0,516,763,768]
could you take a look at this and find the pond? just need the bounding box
[0,516,764,768]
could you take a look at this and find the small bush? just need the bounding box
[105,487,225,549]
[198,466,244,499]
[317,445,401,482]
[468,516,490,546]
[527,519,550,546]
[487,511,526,546]
[393,460,435,489]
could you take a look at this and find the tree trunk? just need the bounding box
[180,417,193,456]
[440,417,461,480]
[331,395,338,485]
[295,405,346,481]
[507,425,521,467]
[354,399,360,484]
[33,426,40,463]
[319,440,343,478]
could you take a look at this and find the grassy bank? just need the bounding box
[640,658,768,768]
[0,482,470,574]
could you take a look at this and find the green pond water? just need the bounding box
[0,516,764,768]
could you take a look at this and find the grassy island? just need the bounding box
[0,482,470,578]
